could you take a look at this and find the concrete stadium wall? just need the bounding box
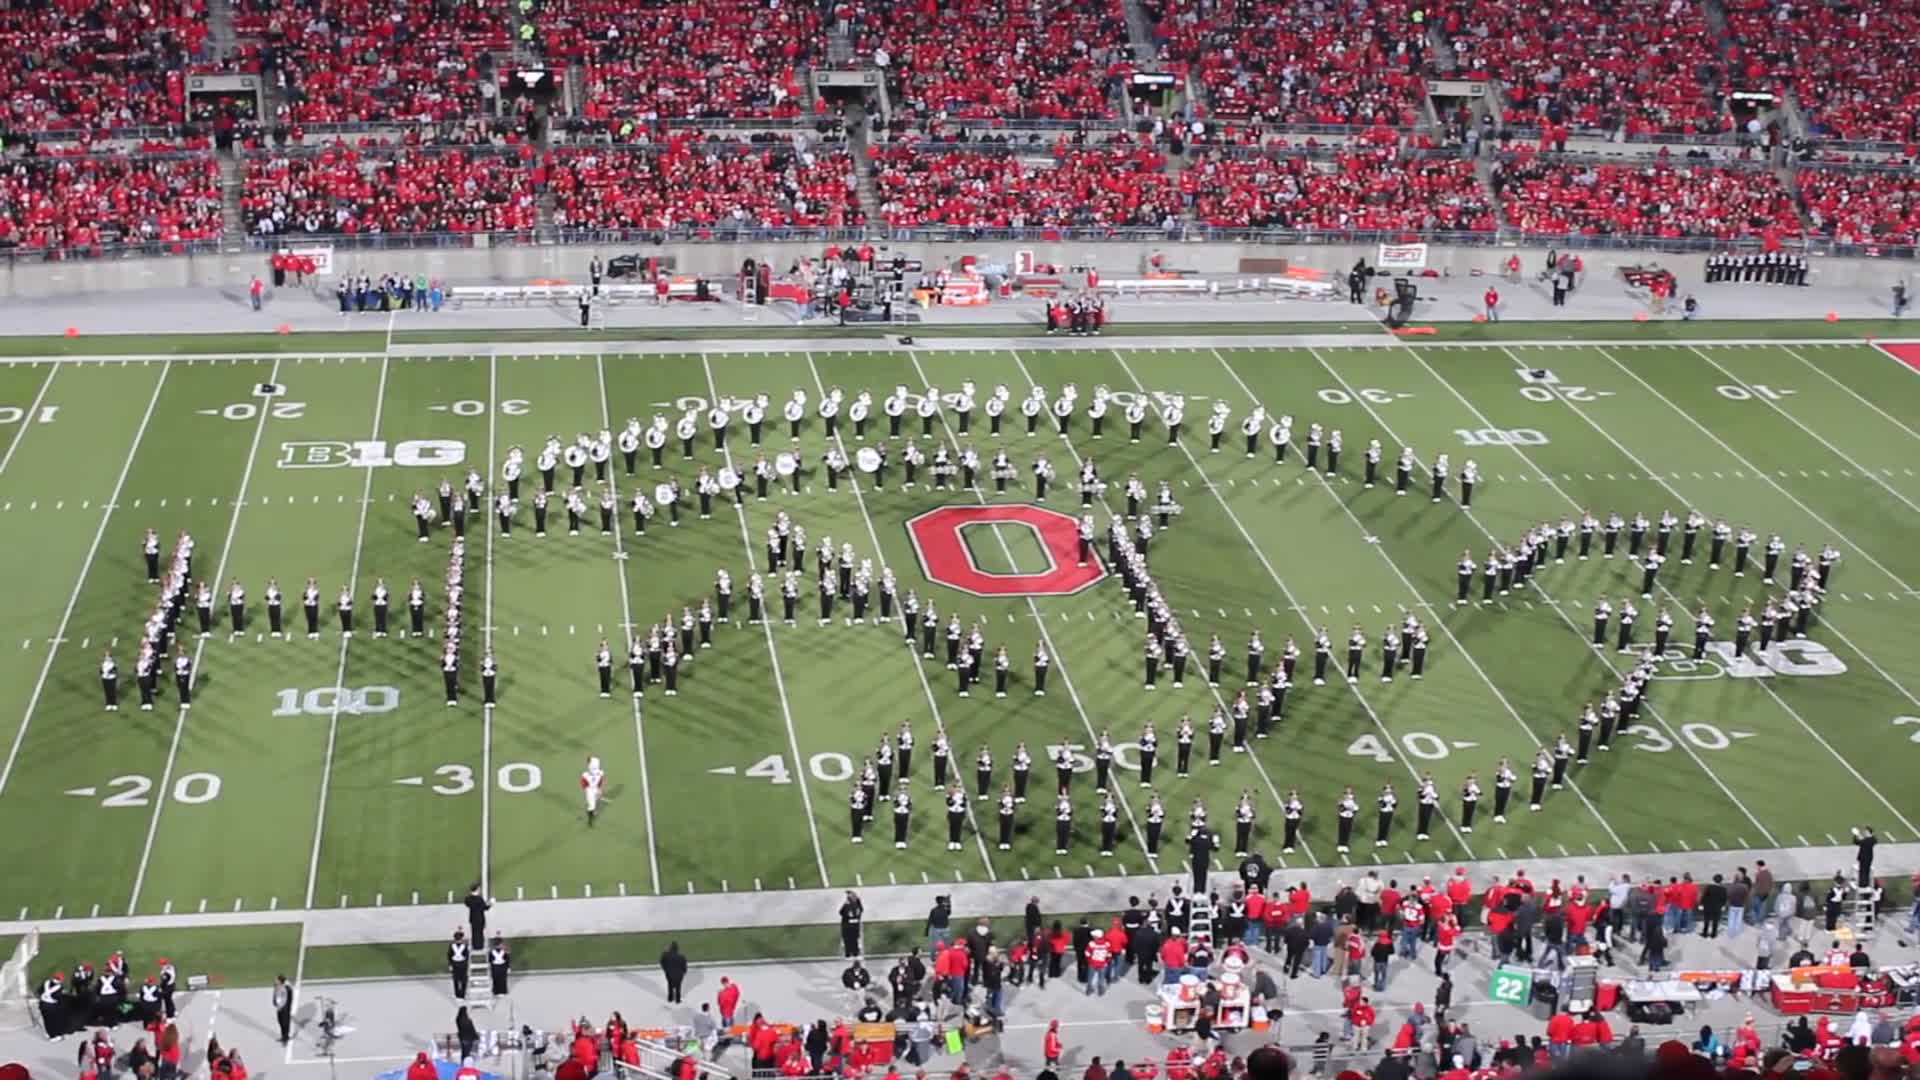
[0,241,1903,301]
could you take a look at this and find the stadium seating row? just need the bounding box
[2,141,1912,253]
[9,0,1919,146]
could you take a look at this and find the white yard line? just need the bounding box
[1256,347,1630,853]
[0,362,170,796]
[594,351,664,895]
[1005,349,1318,869]
[481,353,498,896]
[1687,345,1920,518]
[1541,346,1920,836]
[1106,349,1478,859]
[129,357,285,913]
[902,349,1160,871]
[801,351,998,881]
[0,364,57,476]
[696,353,830,887]
[1782,345,1920,444]
[301,354,389,910]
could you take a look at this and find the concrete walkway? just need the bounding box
[0,275,1906,344]
[4,893,1914,1080]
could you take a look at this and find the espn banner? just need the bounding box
[1377,243,1428,270]
[283,244,336,276]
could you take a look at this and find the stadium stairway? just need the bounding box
[1426,22,1455,74]
[844,103,886,225]
[218,154,246,250]
[827,25,856,67]
[206,0,237,65]
[1120,0,1161,66]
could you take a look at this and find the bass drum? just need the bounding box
[1384,294,1416,328]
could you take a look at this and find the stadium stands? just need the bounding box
[241,144,539,237]
[842,0,1132,121]
[234,0,504,124]
[548,138,863,232]
[1435,0,1726,138]
[547,0,818,123]
[0,151,222,254]
[870,142,1179,229]
[7,0,1920,257]
[1490,154,1803,240]
[1181,147,1496,232]
[0,0,207,133]
[1149,0,1429,127]
[1721,0,1920,145]
[1797,167,1920,246]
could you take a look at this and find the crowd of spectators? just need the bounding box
[1796,168,1920,247]
[543,0,818,123]
[0,0,207,133]
[1490,153,1803,240]
[837,0,1132,121]
[869,142,1179,229]
[1434,0,1727,138]
[548,137,862,232]
[1721,0,1920,144]
[241,143,539,237]
[1181,148,1495,232]
[1149,0,1429,128]
[232,0,503,123]
[0,150,222,254]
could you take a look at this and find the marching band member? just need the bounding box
[581,756,605,826]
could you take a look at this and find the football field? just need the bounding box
[1,332,1918,923]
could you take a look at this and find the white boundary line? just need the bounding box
[0,361,170,795]
[128,356,286,913]
[697,353,831,887]
[1783,345,1920,443]
[481,353,498,896]
[801,351,998,881]
[1106,348,1479,860]
[301,352,390,910]
[1687,345,1920,517]
[1545,346,1920,836]
[1004,346,1322,869]
[0,363,57,475]
[0,334,1912,368]
[1262,347,1629,852]
[594,351,664,895]
[904,349,1164,871]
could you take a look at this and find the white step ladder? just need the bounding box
[1188,897,1215,950]
[466,954,495,1009]
[1852,885,1878,939]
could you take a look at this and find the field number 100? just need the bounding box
[1455,428,1548,447]
[273,685,400,716]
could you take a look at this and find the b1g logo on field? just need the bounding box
[906,504,1104,597]
[277,440,467,470]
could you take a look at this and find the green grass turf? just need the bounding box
[0,337,1915,925]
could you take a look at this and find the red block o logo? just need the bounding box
[906,504,1106,597]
